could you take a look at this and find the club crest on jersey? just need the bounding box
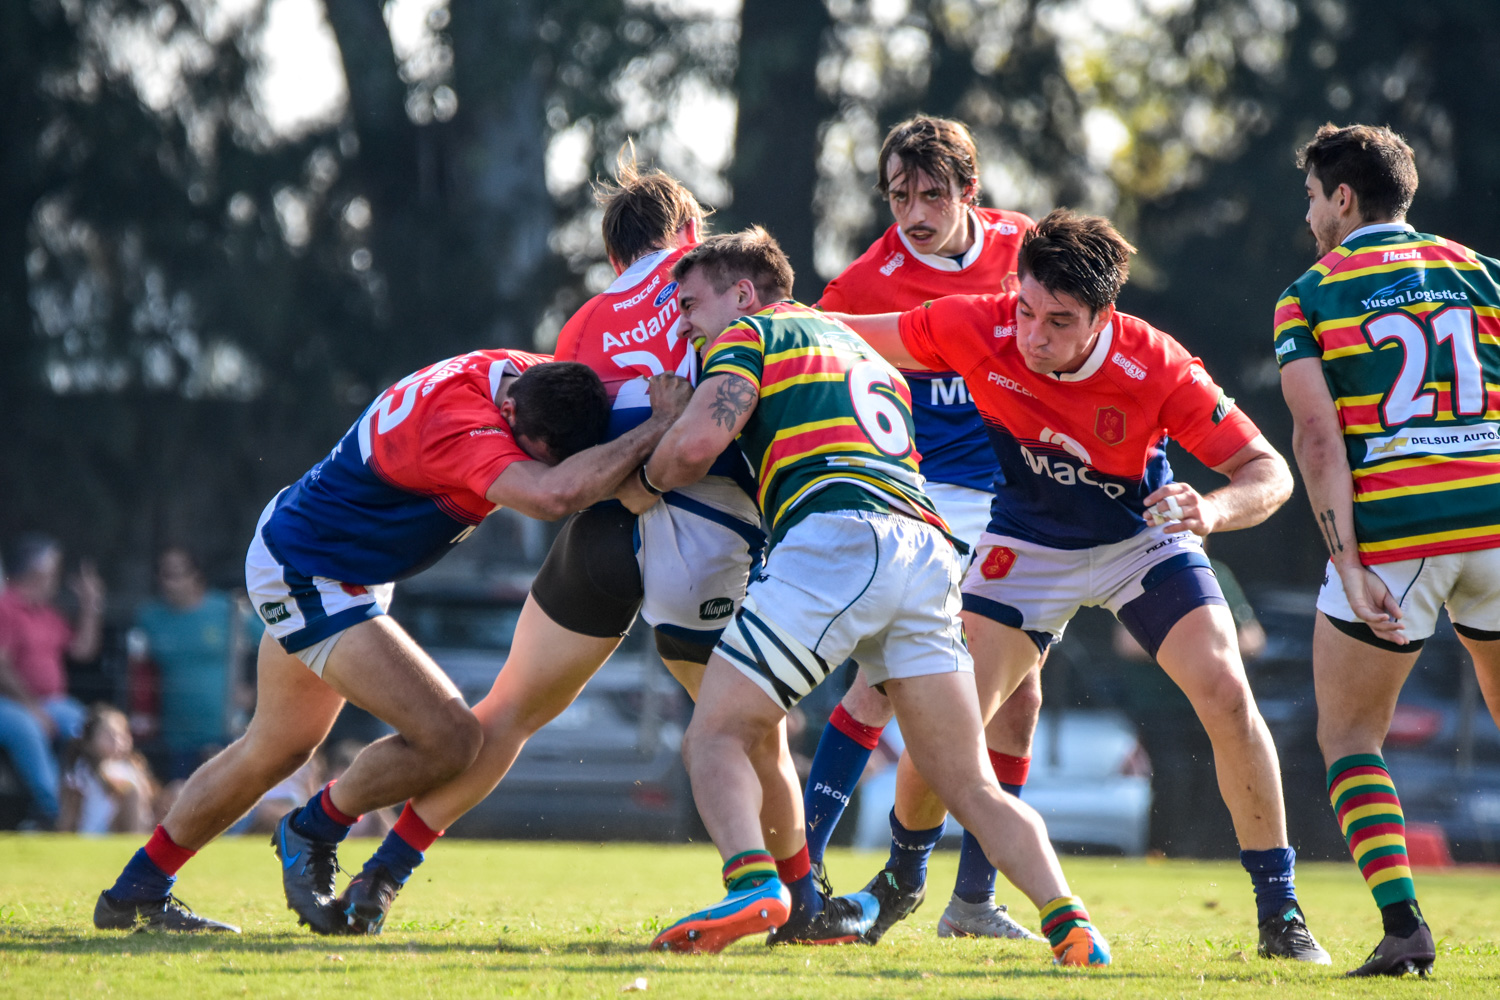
[979,546,1017,580]
[1094,406,1126,446]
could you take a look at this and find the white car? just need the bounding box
[852,709,1152,856]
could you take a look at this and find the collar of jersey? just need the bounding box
[608,248,673,293]
[1046,320,1114,383]
[1341,222,1416,245]
[894,208,985,272]
[488,355,522,402]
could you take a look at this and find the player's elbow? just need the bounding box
[1266,450,1294,509]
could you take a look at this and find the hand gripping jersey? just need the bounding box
[555,246,752,490]
[1274,224,1500,564]
[818,207,1034,490]
[701,301,950,546]
[900,294,1259,549]
[261,350,545,584]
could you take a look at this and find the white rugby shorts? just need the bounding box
[245,496,394,676]
[926,481,994,556]
[1318,548,1500,642]
[961,522,1210,643]
[716,509,971,710]
[636,475,765,643]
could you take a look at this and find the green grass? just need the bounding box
[3,834,1498,998]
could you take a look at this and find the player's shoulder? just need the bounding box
[1107,311,1201,385]
[819,227,905,302]
[974,207,1035,234]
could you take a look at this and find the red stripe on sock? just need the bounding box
[988,750,1030,787]
[776,844,811,883]
[830,704,884,751]
[320,782,360,827]
[143,825,195,876]
[393,802,443,852]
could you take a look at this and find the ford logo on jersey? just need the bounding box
[654,281,679,308]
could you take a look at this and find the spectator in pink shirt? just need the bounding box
[0,534,105,826]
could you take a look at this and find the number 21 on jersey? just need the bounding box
[1364,305,1486,427]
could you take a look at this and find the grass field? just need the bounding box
[2,834,1497,998]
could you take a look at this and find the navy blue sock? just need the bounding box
[366,828,424,885]
[886,809,944,890]
[1241,846,1298,923]
[289,786,354,844]
[109,848,174,902]
[953,831,997,904]
[786,871,823,920]
[1000,781,1024,797]
[804,706,881,864]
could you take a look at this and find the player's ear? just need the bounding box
[498,397,518,424]
[1093,302,1115,333]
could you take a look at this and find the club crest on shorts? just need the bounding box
[340,582,368,597]
[1094,406,1126,446]
[979,546,1017,580]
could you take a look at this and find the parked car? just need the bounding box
[1248,589,1500,862]
[851,709,1153,856]
[390,581,699,841]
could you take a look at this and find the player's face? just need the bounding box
[885,158,974,258]
[1015,274,1113,375]
[1305,168,1346,257]
[677,269,756,352]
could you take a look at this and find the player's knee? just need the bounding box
[424,703,483,779]
[841,677,893,727]
[1000,674,1043,721]
[1188,666,1256,730]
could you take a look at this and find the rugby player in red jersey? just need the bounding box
[804,115,1044,942]
[1276,124,1500,976]
[335,157,872,945]
[831,210,1331,964]
[93,350,688,934]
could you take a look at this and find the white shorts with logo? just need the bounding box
[716,509,972,710]
[636,475,765,641]
[1317,548,1500,642]
[961,522,1209,643]
[926,481,993,555]
[245,496,394,677]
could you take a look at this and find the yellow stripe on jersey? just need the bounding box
[1355,470,1500,503]
[759,371,847,397]
[1359,521,1500,554]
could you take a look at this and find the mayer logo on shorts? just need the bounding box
[259,601,292,625]
[979,546,1017,580]
[1094,406,1126,446]
[699,597,735,621]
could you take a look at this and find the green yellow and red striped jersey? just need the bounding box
[699,300,952,547]
[1273,224,1500,564]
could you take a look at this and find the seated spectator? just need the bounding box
[130,546,261,779]
[0,534,104,827]
[58,705,159,835]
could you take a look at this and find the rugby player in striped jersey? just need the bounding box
[642,228,1109,965]
[1277,123,1500,977]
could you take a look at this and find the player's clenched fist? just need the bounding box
[647,373,693,420]
[1141,483,1220,536]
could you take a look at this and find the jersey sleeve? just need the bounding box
[897,294,998,375]
[815,276,850,313]
[419,386,534,500]
[701,319,767,391]
[552,307,589,364]
[1159,359,1261,468]
[1272,286,1321,367]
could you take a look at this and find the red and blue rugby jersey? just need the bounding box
[819,208,1034,491]
[261,349,545,584]
[555,245,753,491]
[900,294,1259,548]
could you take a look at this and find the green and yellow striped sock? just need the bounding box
[1039,895,1092,949]
[722,850,777,892]
[1328,754,1416,909]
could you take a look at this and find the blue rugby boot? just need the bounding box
[652,878,791,954]
[272,810,347,935]
[767,889,879,945]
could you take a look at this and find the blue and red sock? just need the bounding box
[365,803,443,885]
[886,809,945,890]
[289,782,359,844]
[776,844,822,919]
[1241,846,1298,923]
[804,704,884,864]
[109,825,194,902]
[954,751,1029,903]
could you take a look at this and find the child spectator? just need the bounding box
[58,705,159,835]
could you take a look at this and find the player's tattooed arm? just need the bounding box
[1317,508,1344,555]
[644,373,758,492]
[708,375,756,431]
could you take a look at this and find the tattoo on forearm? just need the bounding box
[1318,509,1344,555]
[709,377,756,431]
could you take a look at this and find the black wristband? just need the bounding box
[638,465,664,496]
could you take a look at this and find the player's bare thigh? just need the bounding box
[1312,613,1420,762]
